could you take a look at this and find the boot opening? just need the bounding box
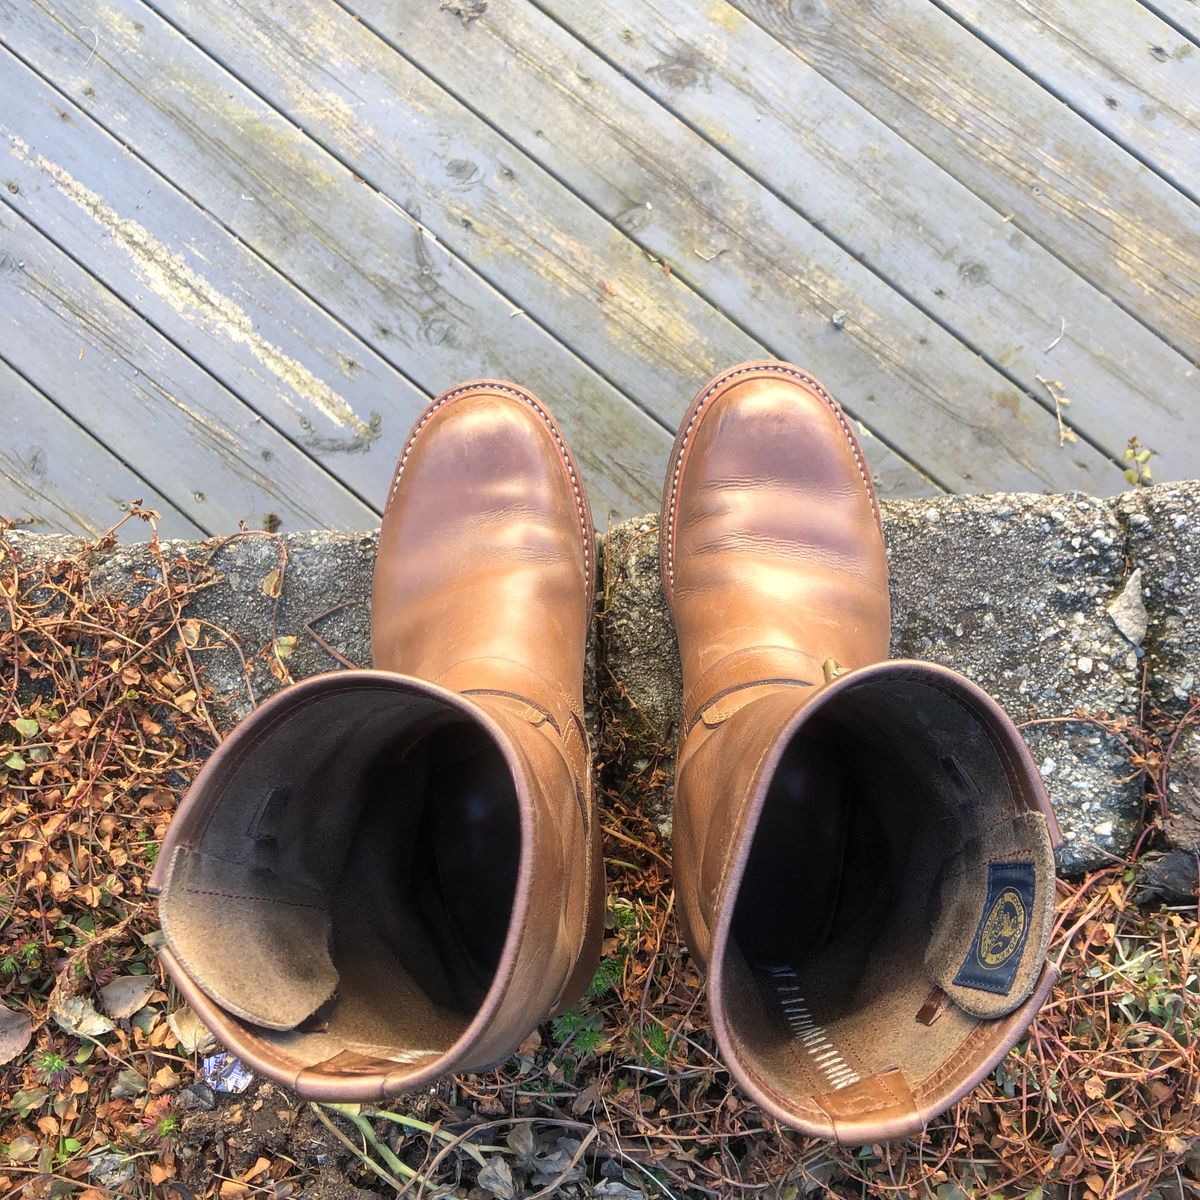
[720,673,1054,1125]
[158,684,521,1071]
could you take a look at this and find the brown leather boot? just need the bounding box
[151,381,603,1101]
[663,361,1060,1143]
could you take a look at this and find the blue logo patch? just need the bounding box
[953,862,1035,995]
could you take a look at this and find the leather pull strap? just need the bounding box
[682,645,820,735]
[814,1068,921,1143]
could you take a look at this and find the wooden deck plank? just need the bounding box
[0,359,204,539]
[0,1,675,521]
[136,0,1113,495]
[389,0,1198,484]
[1141,0,1200,41]
[0,46,420,513]
[129,0,944,496]
[730,0,1200,365]
[940,0,1200,199]
[0,201,375,532]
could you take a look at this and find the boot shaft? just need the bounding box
[150,670,594,1100]
[675,660,1059,1143]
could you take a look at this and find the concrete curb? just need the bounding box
[8,481,1198,881]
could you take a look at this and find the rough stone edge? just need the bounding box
[4,482,1198,888]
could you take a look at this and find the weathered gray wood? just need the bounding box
[730,0,1200,365]
[0,201,374,532]
[127,0,938,497]
[133,0,1110,494]
[941,0,1200,199]
[0,359,203,539]
[1141,0,1200,41]
[0,0,675,521]
[381,0,1199,484]
[1,45,427,513]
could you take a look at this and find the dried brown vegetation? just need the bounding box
[0,512,1196,1200]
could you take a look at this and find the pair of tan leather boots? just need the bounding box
[151,362,1059,1144]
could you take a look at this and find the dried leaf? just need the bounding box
[99,974,157,1019]
[531,1137,585,1187]
[51,993,116,1039]
[0,1005,33,1065]
[506,1120,535,1162]
[261,568,283,598]
[5,1134,39,1162]
[243,1157,272,1183]
[153,1063,181,1091]
[111,1068,147,1098]
[571,1080,600,1116]
[10,1087,49,1116]
[168,1006,218,1055]
[476,1156,516,1199]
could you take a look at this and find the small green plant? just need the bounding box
[586,954,623,999]
[1123,436,1155,486]
[54,1135,83,1165]
[571,1024,606,1057]
[34,1050,72,1089]
[3,943,41,974]
[550,1003,605,1055]
[638,1022,670,1068]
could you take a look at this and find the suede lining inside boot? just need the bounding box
[719,672,1055,1126]
[157,685,521,1066]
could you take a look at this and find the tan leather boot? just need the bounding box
[151,381,603,1101]
[663,361,1060,1143]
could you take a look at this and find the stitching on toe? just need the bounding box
[665,365,881,595]
[384,384,591,584]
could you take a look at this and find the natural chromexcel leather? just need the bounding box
[662,361,1060,1144]
[151,381,603,1101]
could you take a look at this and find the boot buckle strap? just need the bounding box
[688,677,813,734]
[435,657,585,747]
[682,645,820,734]
[462,688,560,734]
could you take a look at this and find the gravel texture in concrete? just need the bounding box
[8,482,1198,882]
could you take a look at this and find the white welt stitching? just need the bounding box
[770,968,862,1092]
[665,364,880,593]
[384,383,591,581]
